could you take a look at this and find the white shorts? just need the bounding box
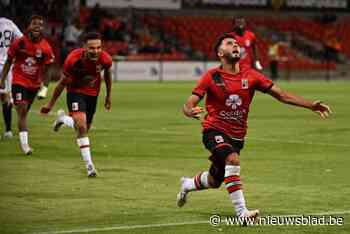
[0,63,12,94]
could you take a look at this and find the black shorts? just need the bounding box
[66,92,97,125]
[202,129,244,183]
[12,85,38,108]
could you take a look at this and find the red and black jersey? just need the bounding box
[62,48,112,97]
[228,30,257,70]
[192,66,273,139]
[8,35,55,90]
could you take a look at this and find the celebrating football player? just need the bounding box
[229,17,262,71]
[41,32,112,177]
[0,15,54,154]
[177,34,332,221]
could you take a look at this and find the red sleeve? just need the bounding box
[44,43,55,65]
[101,51,112,69]
[250,32,257,44]
[192,71,212,98]
[62,53,75,85]
[7,37,21,60]
[252,70,273,93]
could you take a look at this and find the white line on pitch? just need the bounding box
[31,210,350,234]
[30,220,209,234]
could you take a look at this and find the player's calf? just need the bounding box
[76,136,97,177]
[19,131,33,155]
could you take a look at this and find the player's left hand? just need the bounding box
[104,96,111,111]
[40,105,52,114]
[37,86,48,100]
[311,100,332,119]
[255,60,263,70]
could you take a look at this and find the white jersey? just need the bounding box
[0,17,23,65]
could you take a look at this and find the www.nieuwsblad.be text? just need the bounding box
[209,214,344,226]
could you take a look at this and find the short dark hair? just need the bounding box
[83,32,102,43]
[29,15,45,24]
[214,33,236,55]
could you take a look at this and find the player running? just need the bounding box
[229,17,262,71]
[177,34,331,221]
[0,15,54,154]
[41,32,113,177]
[0,17,22,139]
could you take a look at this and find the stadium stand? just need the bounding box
[2,0,349,75]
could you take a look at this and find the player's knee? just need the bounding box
[76,123,87,135]
[213,145,234,164]
[73,118,87,134]
[16,105,27,117]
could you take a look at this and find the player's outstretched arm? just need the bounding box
[267,84,332,119]
[40,76,67,114]
[183,95,204,119]
[104,67,112,111]
[0,59,13,89]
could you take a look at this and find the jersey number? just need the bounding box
[0,30,13,48]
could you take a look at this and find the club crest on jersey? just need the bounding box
[241,79,249,89]
[225,94,242,110]
[35,49,42,58]
[16,93,22,101]
[72,102,79,111]
[96,64,102,73]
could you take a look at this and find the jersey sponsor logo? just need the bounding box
[82,75,96,87]
[241,79,249,89]
[72,102,79,111]
[222,94,245,123]
[225,94,242,110]
[20,57,38,76]
[219,110,245,123]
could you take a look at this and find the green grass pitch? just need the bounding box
[0,81,349,234]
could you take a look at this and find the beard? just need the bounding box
[87,52,99,61]
[223,51,240,64]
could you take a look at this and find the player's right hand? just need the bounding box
[0,80,5,90]
[190,106,205,119]
[311,100,332,119]
[40,106,51,114]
